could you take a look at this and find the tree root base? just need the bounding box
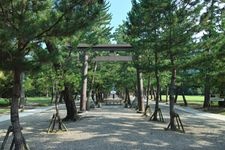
[47,113,68,133]
[165,113,185,133]
[142,105,151,117]
[149,108,164,122]
[1,126,30,150]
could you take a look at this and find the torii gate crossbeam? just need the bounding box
[77,44,144,112]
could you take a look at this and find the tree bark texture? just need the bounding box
[19,72,26,108]
[169,66,177,130]
[136,67,144,112]
[63,84,78,121]
[125,87,131,106]
[153,52,160,120]
[11,68,24,149]
[203,75,211,108]
[80,51,88,111]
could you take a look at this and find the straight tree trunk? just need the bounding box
[80,51,88,111]
[168,5,177,130]
[125,87,131,106]
[19,72,26,108]
[203,75,211,108]
[153,52,160,120]
[169,65,177,130]
[11,68,24,149]
[136,67,144,112]
[174,87,178,103]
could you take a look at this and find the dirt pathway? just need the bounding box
[0,104,225,150]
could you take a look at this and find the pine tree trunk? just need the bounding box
[125,87,131,105]
[169,66,177,130]
[153,52,160,120]
[11,68,24,149]
[203,75,211,108]
[146,76,151,105]
[19,72,26,108]
[80,51,88,111]
[63,84,78,121]
[136,67,144,112]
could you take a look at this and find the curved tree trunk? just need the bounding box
[63,84,78,121]
[11,68,24,149]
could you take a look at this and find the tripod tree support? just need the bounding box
[47,93,68,133]
[47,113,68,133]
[165,112,185,133]
[149,108,164,122]
[1,126,29,150]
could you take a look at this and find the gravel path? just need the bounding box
[1,103,225,150]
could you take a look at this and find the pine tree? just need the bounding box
[0,0,104,148]
[195,0,225,107]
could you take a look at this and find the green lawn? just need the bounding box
[26,97,52,106]
[161,95,225,115]
[0,108,10,114]
[161,95,204,106]
[0,97,51,114]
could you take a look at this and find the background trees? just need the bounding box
[124,0,224,131]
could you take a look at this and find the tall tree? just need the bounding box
[160,0,200,130]
[196,0,225,107]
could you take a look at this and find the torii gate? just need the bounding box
[77,44,144,112]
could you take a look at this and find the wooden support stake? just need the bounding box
[1,126,29,150]
[47,113,68,133]
[149,108,164,122]
[165,113,185,133]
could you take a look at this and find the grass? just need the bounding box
[26,97,51,106]
[0,97,51,114]
[0,108,10,114]
[161,95,225,115]
[161,95,204,106]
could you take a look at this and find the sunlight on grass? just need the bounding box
[161,95,225,115]
[26,97,51,106]
[0,108,10,114]
[161,95,204,104]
